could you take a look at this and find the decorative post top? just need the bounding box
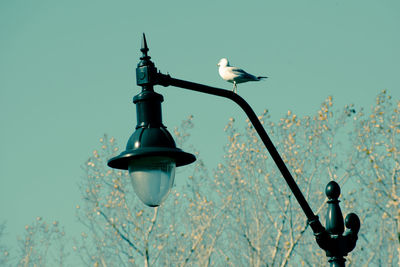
[326,181,341,201]
[325,181,344,236]
[317,181,361,265]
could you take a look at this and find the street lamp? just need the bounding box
[107,34,360,266]
[107,34,195,206]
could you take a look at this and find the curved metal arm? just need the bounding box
[156,72,323,227]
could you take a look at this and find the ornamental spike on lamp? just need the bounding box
[107,33,195,207]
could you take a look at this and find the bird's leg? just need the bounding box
[233,82,237,93]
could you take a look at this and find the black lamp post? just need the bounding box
[107,35,195,206]
[108,34,360,266]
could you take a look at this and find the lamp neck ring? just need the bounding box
[133,89,164,128]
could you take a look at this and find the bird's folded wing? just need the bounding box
[230,67,258,80]
[229,67,248,75]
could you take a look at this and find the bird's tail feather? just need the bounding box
[257,76,268,80]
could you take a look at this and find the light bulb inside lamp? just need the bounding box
[128,156,176,207]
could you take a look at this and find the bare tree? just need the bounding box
[72,91,399,266]
[16,217,68,267]
[6,91,398,266]
[211,91,399,266]
[346,90,400,266]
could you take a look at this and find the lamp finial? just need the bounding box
[141,33,150,60]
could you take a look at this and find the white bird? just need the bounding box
[217,58,267,93]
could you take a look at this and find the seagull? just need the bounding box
[217,58,267,93]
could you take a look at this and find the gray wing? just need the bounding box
[230,67,258,79]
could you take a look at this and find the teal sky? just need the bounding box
[1,0,399,254]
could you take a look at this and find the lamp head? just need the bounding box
[107,104,195,207]
[107,104,196,206]
[108,34,196,206]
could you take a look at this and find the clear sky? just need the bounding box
[1,0,399,254]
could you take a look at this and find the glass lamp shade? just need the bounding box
[128,156,176,207]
